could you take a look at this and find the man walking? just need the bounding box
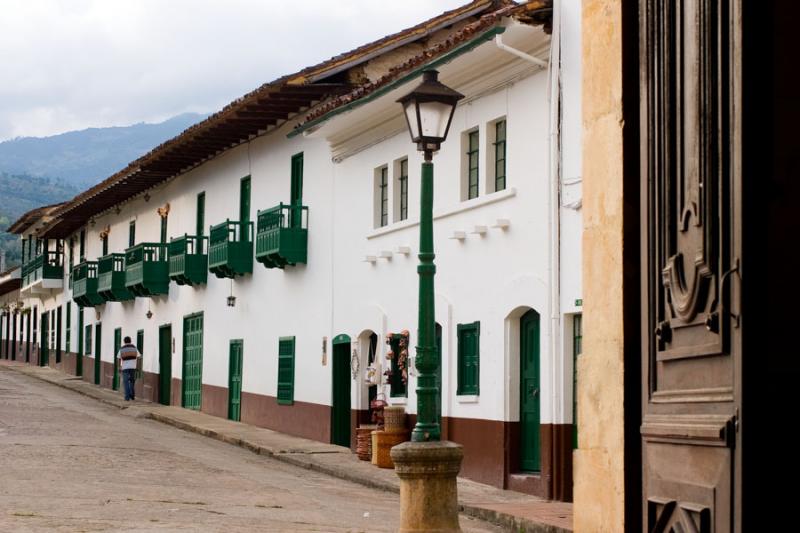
[117,336,141,401]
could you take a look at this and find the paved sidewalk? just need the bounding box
[1,361,573,532]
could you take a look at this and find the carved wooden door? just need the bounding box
[639,1,741,531]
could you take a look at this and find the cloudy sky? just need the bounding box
[0,0,468,142]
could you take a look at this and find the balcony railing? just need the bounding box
[125,242,169,296]
[169,234,208,286]
[255,203,308,269]
[71,261,103,307]
[97,253,134,302]
[21,251,64,292]
[208,220,253,279]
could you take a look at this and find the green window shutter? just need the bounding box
[79,230,85,261]
[240,176,251,223]
[457,322,480,395]
[196,192,206,236]
[102,235,108,256]
[290,153,304,229]
[494,120,506,192]
[160,215,168,243]
[128,221,136,247]
[277,336,295,405]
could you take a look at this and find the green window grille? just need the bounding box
[379,167,389,227]
[84,324,92,355]
[102,235,108,256]
[399,159,409,221]
[494,120,506,192]
[467,130,479,199]
[457,321,480,395]
[65,302,71,353]
[79,230,86,261]
[129,221,136,247]
[290,153,304,229]
[389,335,407,398]
[277,336,295,405]
[196,192,206,236]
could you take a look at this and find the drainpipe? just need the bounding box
[546,0,564,430]
[493,34,549,68]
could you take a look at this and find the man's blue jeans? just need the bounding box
[122,368,136,400]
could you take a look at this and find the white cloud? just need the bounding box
[0,0,468,141]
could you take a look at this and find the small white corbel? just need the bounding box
[449,230,466,241]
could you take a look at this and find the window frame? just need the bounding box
[277,336,296,405]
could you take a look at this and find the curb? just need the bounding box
[3,363,571,533]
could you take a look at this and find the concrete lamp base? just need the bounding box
[391,440,464,533]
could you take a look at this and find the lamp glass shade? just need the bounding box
[418,100,454,140]
[404,102,420,140]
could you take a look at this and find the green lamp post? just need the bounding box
[397,69,464,442]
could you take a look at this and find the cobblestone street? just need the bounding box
[0,368,501,532]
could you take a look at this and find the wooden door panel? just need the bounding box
[640,0,740,530]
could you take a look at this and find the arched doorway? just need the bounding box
[520,308,541,472]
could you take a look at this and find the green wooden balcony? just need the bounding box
[97,253,134,302]
[72,261,103,307]
[208,220,253,279]
[169,235,208,286]
[21,251,64,294]
[125,242,169,296]
[255,203,308,269]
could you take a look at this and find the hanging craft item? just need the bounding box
[350,347,360,379]
[364,362,379,385]
[370,392,388,426]
[385,330,411,386]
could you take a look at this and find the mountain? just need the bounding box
[0,112,207,187]
[0,172,81,268]
[0,113,208,269]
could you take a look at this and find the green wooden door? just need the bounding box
[520,309,541,472]
[113,328,121,391]
[182,313,203,410]
[158,325,172,406]
[228,340,243,421]
[76,310,83,376]
[331,336,351,447]
[94,323,102,385]
[26,313,31,363]
[56,306,62,364]
[40,312,49,367]
[290,153,303,228]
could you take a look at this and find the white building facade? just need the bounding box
[2,0,582,501]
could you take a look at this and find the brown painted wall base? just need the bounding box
[240,391,331,443]
[202,383,228,419]
[171,378,182,406]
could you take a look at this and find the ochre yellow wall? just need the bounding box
[574,0,626,531]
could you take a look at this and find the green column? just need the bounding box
[412,160,440,442]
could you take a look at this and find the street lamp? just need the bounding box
[397,69,463,443]
[391,69,465,532]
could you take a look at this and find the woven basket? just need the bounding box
[371,430,379,465]
[356,425,376,461]
[374,429,410,468]
[383,406,407,434]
